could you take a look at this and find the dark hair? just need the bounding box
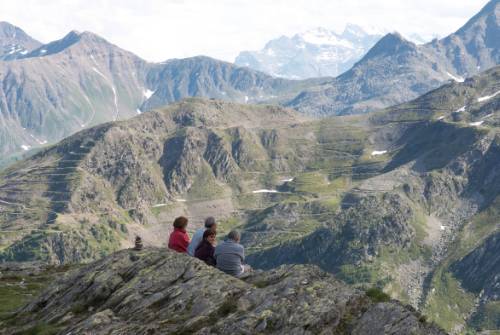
[203,229,216,240]
[204,216,216,228]
[173,216,188,229]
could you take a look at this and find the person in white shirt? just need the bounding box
[187,217,216,256]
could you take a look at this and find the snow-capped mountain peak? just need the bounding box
[235,24,382,79]
[297,27,353,48]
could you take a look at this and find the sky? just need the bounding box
[0,0,489,62]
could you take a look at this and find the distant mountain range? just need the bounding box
[286,0,500,115]
[0,0,499,166]
[1,63,498,332]
[235,25,383,79]
[0,25,319,164]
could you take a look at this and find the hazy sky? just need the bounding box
[0,0,488,62]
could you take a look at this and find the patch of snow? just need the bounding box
[446,72,464,83]
[176,199,187,202]
[136,108,142,114]
[482,114,494,119]
[39,49,47,55]
[92,67,119,121]
[281,178,295,183]
[21,145,31,151]
[437,116,445,120]
[143,89,155,99]
[371,150,387,156]
[244,96,249,103]
[300,27,353,48]
[253,189,279,194]
[92,66,106,78]
[152,203,167,208]
[440,225,446,231]
[453,106,466,113]
[80,91,97,128]
[478,90,500,103]
[20,50,28,55]
[469,121,484,127]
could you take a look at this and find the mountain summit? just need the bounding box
[235,25,382,79]
[360,32,416,61]
[0,21,41,60]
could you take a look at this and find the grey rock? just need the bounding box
[2,248,446,335]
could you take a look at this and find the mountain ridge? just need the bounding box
[235,24,382,79]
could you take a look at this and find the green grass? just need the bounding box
[187,163,226,200]
[0,266,73,321]
[424,270,475,332]
[365,287,391,303]
[14,323,61,335]
[217,217,243,238]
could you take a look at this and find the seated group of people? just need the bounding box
[167,216,249,277]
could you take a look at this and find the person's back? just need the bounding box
[215,230,245,276]
[168,217,190,253]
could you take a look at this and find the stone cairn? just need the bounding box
[134,236,143,251]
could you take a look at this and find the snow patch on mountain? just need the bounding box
[235,24,383,79]
[371,150,387,156]
[446,72,464,83]
[478,90,500,102]
[143,89,155,99]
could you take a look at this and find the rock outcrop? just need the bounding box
[0,248,446,335]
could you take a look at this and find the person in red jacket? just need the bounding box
[168,216,190,253]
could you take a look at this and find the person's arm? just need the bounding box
[239,245,245,262]
[181,233,190,252]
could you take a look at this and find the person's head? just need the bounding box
[227,230,240,243]
[203,229,217,246]
[204,217,217,231]
[173,216,188,230]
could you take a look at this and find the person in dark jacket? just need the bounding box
[168,216,190,253]
[194,229,217,266]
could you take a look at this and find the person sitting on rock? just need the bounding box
[194,229,217,266]
[187,216,217,256]
[168,216,190,253]
[214,230,249,277]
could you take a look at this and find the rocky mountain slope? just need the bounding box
[0,29,322,166]
[0,63,499,332]
[141,56,325,112]
[0,22,41,61]
[247,66,500,333]
[0,30,150,163]
[285,0,500,116]
[0,248,446,335]
[1,1,499,165]
[235,25,382,79]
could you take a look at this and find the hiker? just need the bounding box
[214,230,249,277]
[187,217,217,256]
[168,216,190,253]
[194,229,217,266]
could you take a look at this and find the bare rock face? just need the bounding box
[1,248,446,335]
[0,22,41,60]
